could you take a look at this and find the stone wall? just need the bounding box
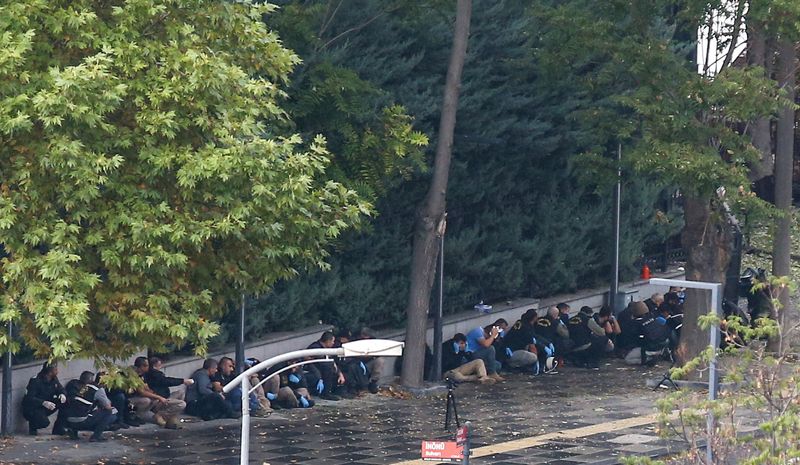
[0,271,682,433]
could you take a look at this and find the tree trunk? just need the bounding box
[677,196,732,373]
[772,39,796,335]
[746,19,774,182]
[400,0,472,388]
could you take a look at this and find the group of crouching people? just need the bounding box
[442,292,683,383]
[21,328,383,441]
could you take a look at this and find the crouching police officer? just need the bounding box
[21,362,66,435]
[62,371,117,441]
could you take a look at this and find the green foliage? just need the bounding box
[267,0,428,202]
[0,0,368,361]
[535,0,785,211]
[234,0,681,336]
[633,278,800,465]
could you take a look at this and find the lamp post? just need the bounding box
[432,214,447,381]
[235,294,246,374]
[223,339,404,465]
[609,143,622,312]
[1,320,12,437]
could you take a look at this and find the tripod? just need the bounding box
[652,346,679,391]
[444,378,460,430]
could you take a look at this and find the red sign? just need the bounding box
[455,425,468,445]
[421,440,464,462]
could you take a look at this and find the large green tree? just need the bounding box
[0,0,368,362]
[239,0,679,346]
[536,0,796,366]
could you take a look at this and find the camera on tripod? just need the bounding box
[445,377,459,389]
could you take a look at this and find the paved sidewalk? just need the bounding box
[0,359,690,465]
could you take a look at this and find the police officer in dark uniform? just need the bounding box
[62,371,117,441]
[21,362,66,435]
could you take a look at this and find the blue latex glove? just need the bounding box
[316,379,325,394]
[452,342,460,354]
[505,347,513,358]
[531,336,537,345]
[266,392,277,401]
[299,396,310,408]
[288,373,300,384]
[359,361,367,375]
[544,345,554,357]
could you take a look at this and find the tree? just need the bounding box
[0,0,368,363]
[400,0,472,388]
[772,38,796,335]
[536,0,789,367]
[235,0,679,343]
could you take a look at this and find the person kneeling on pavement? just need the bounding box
[62,371,117,442]
[21,362,67,436]
[442,333,494,384]
[185,358,239,420]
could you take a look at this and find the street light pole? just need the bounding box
[235,294,246,374]
[432,214,447,382]
[1,320,12,437]
[609,143,622,312]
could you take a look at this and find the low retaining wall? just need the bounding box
[0,270,682,433]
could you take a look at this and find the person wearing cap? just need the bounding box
[22,362,67,435]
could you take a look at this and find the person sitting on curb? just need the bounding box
[503,309,541,374]
[185,358,239,420]
[146,357,194,402]
[212,357,260,413]
[129,357,186,429]
[465,322,505,382]
[21,362,67,436]
[556,302,571,325]
[442,333,495,384]
[305,331,346,401]
[568,306,613,368]
[62,371,117,442]
[537,307,573,356]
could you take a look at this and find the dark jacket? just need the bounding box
[62,380,98,422]
[441,339,470,372]
[145,369,184,399]
[22,375,64,409]
[504,320,537,352]
[568,312,593,347]
[186,368,216,403]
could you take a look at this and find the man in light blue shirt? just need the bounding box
[464,319,506,381]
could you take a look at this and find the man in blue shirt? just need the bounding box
[465,319,506,381]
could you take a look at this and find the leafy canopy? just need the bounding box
[0,0,369,362]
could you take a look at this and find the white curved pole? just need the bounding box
[224,347,342,465]
[223,340,403,465]
[247,359,333,395]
